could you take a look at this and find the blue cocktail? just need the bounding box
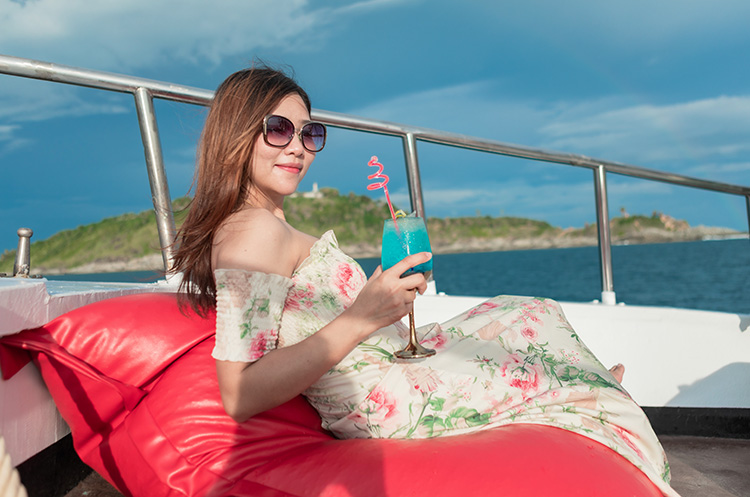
[381,216,436,359]
[381,217,433,276]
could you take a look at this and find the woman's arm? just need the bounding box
[216,252,430,422]
[212,210,429,422]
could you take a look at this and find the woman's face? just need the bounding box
[247,93,316,207]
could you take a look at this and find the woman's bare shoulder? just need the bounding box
[212,208,296,276]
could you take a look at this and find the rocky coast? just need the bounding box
[41,224,744,275]
[3,190,744,276]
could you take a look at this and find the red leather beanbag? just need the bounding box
[0,293,663,496]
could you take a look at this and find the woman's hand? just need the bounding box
[343,252,432,338]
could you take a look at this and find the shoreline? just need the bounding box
[35,227,746,276]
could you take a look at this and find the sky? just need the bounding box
[2,0,750,254]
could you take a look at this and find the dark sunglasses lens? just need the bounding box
[265,116,294,146]
[301,123,326,152]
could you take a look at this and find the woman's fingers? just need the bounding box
[380,253,431,296]
[385,252,432,278]
[352,253,431,329]
[400,273,428,295]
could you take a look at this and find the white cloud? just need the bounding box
[340,81,750,228]
[540,95,750,164]
[348,79,750,177]
[389,187,480,211]
[0,78,130,123]
[0,0,411,124]
[686,161,750,176]
[334,0,415,15]
[0,123,35,154]
[488,0,750,51]
[409,181,596,220]
[0,124,30,154]
[348,81,555,145]
[608,180,673,196]
[0,77,130,153]
[0,0,409,71]
[0,0,311,69]
[0,125,16,138]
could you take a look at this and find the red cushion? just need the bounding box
[0,294,664,497]
[25,293,212,387]
[111,339,663,497]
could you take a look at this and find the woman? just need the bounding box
[171,65,677,496]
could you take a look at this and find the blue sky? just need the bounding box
[2,0,750,253]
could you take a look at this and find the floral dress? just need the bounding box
[213,230,678,497]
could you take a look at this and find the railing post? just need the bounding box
[133,87,177,273]
[593,165,616,305]
[13,228,32,277]
[401,132,437,292]
[746,195,750,243]
[402,132,427,218]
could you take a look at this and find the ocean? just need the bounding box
[48,238,750,315]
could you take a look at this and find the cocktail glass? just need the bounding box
[381,216,436,359]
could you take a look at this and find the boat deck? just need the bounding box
[662,436,750,497]
[59,435,750,497]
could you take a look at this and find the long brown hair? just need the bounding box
[170,65,312,315]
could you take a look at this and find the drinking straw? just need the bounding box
[366,156,398,223]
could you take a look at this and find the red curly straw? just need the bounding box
[366,155,398,223]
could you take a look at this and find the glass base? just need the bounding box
[394,342,436,359]
[394,312,436,360]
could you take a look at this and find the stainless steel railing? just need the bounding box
[0,55,213,272]
[2,54,749,303]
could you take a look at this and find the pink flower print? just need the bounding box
[519,300,544,324]
[284,283,315,312]
[220,271,254,308]
[477,320,506,340]
[247,329,277,361]
[561,349,581,364]
[500,354,542,399]
[405,365,442,395]
[611,424,645,460]
[520,325,538,343]
[481,385,514,417]
[467,301,500,318]
[443,377,474,410]
[422,326,448,351]
[360,386,399,427]
[333,263,364,304]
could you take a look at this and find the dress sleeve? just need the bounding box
[213,269,294,363]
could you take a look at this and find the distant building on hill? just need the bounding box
[291,182,323,199]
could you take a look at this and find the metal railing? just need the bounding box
[2,54,749,303]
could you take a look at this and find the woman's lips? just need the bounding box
[276,164,302,174]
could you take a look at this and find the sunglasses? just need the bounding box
[262,115,327,153]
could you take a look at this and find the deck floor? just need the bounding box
[62,435,750,497]
[661,435,750,497]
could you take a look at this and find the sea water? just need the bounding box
[47,239,750,314]
[360,238,750,315]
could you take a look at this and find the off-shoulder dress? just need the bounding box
[212,230,677,496]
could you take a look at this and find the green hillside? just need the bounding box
[0,190,399,273]
[0,197,189,274]
[0,188,708,275]
[284,188,398,243]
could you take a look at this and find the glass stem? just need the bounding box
[409,310,417,345]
